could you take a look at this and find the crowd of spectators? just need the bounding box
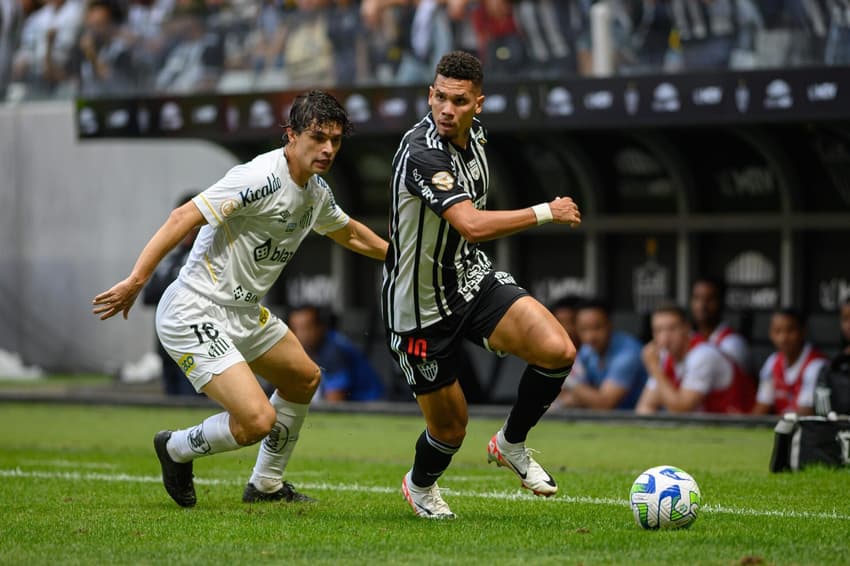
[2,0,849,101]
[549,280,850,417]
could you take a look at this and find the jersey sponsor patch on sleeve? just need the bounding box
[431,171,455,191]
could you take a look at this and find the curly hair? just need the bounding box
[285,90,353,139]
[434,51,483,88]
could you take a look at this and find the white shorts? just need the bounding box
[155,281,288,392]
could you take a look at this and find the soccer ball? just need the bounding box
[629,465,701,529]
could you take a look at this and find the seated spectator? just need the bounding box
[548,295,586,409]
[72,0,137,97]
[564,299,647,410]
[11,0,84,97]
[287,304,385,402]
[689,276,752,375]
[840,298,850,355]
[636,303,755,414]
[752,308,828,416]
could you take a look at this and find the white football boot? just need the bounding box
[401,470,456,519]
[487,430,558,497]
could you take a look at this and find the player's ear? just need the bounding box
[475,94,485,115]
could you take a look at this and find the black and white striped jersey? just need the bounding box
[382,113,492,333]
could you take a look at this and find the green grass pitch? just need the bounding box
[2,402,848,565]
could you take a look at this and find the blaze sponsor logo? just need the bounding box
[254,238,295,264]
[239,174,282,206]
[432,171,455,192]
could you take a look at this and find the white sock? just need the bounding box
[167,412,240,463]
[248,391,309,493]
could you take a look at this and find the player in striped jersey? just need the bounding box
[382,51,582,519]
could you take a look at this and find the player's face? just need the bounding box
[769,314,804,358]
[286,121,344,183]
[651,312,689,357]
[287,309,325,352]
[428,75,483,146]
[577,308,611,354]
[690,282,721,326]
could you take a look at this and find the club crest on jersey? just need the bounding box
[467,159,481,180]
[417,360,439,382]
[221,198,240,218]
[432,171,454,191]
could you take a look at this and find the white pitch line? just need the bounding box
[2,468,848,522]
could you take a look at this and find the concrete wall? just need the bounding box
[0,101,238,373]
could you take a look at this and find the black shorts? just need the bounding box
[386,271,529,395]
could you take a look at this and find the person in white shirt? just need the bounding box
[93,90,388,507]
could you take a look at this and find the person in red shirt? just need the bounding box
[752,308,828,415]
[636,303,755,414]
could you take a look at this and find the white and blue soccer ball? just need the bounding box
[629,465,701,529]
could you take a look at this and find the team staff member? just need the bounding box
[382,51,582,519]
[93,91,388,507]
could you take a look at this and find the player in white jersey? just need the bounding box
[93,91,388,507]
[383,52,582,519]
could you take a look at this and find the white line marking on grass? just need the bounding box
[2,468,848,522]
[19,459,116,469]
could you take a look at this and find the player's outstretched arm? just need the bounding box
[327,219,388,261]
[92,201,205,320]
[441,196,581,243]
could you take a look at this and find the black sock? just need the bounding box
[411,429,460,488]
[503,365,571,444]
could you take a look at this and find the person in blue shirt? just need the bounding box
[287,304,385,402]
[563,298,647,410]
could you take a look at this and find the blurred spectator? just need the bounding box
[141,192,200,396]
[752,308,828,415]
[287,304,385,402]
[670,0,736,71]
[71,0,137,97]
[565,298,647,410]
[275,0,334,88]
[611,0,674,75]
[841,297,850,354]
[125,0,175,87]
[0,0,23,99]
[825,0,850,65]
[395,0,454,85]
[11,0,84,98]
[548,295,587,409]
[513,0,575,78]
[327,0,369,85]
[689,276,752,376]
[154,0,223,93]
[636,303,755,414]
[471,0,527,79]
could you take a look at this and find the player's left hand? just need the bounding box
[92,276,143,320]
[549,196,581,228]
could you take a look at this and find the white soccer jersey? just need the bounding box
[649,343,733,394]
[179,148,349,307]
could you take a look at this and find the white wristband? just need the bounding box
[531,203,553,225]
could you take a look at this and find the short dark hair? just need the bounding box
[773,307,806,328]
[434,51,483,89]
[549,295,583,313]
[285,90,353,139]
[576,298,611,317]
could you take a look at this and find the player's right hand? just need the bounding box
[92,276,143,320]
[549,196,581,228]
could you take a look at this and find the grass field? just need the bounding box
[2,402,848,565]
